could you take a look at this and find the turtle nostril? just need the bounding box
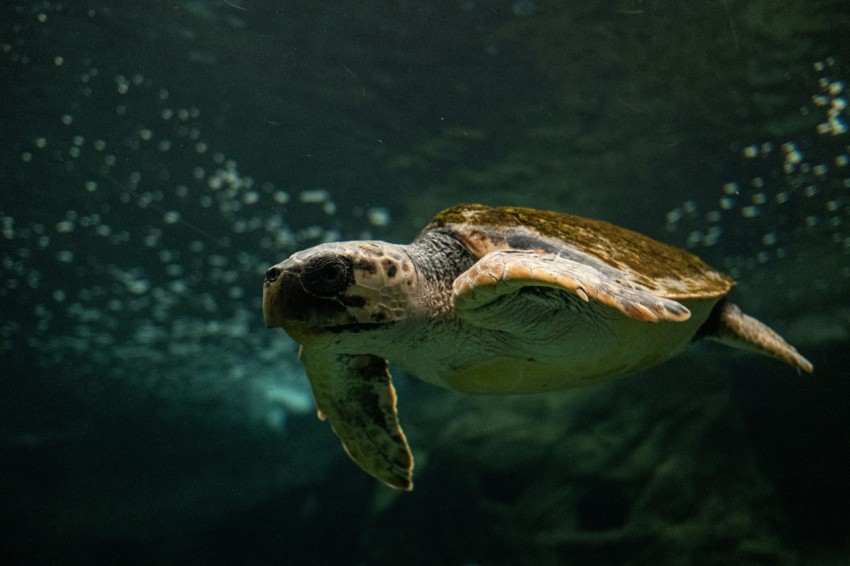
[265,266,282,284]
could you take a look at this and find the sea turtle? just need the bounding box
[262,204,812,490]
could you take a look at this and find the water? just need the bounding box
[2,1,848,564]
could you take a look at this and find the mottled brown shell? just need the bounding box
[421,204,734,299]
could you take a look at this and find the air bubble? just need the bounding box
[666,209,682,224]
[741,206,760,218]
[685,231,701,248]
[56,220,74,233]
[115,75,129,94]
[722,182,739,195]
[367,207,391,227]
[742,145,758,158]
[299,189,330,203]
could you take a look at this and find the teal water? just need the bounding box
[2,2,849,564]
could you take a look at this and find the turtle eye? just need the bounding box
[301,255,352,297]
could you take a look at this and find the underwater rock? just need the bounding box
[363,358,789,565]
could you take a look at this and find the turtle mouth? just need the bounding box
[278,320,391,349]
[323,321,391,334]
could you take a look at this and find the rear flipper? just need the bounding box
[699,299,813,373]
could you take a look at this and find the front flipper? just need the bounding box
[453,249,692,323]
[299,348,413,490]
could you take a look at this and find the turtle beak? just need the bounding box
[262,262,294,329]
[262,259,352,343]
[263,259,319,329]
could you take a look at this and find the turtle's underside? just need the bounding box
[263,204,813,490]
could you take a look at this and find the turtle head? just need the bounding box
[263,241,417,345]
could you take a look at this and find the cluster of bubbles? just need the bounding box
[1,3,392,425]
[663,57,849,281]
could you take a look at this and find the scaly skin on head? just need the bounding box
[262,230,478,345]
[262,240,418,345]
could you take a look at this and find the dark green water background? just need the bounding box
[2,1,849,564]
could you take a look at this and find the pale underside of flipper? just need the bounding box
[706,300,814,373]
[452,249,692,323]
[299,348,414,490]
